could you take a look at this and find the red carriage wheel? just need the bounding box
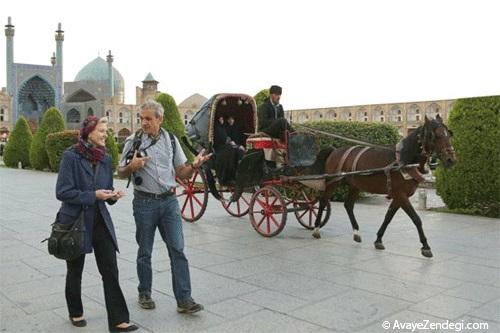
[249,186,287,237]
[293,189,331,230]
[219,188,251,217]
[175,169,208,222]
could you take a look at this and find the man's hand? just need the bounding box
[192,149,212,168]
[129,151,151,172]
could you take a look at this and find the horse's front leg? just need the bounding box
[400,198,433,258]
[344,187,361,242]
[312,197,328,239]
[374,200,400,251]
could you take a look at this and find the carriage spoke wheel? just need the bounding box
[219,188,251,217]
[175,169,208,222]
[249,186,286,237]
[293,189,331,230]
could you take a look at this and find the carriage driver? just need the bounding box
[118,99,211,313]
[257,85,294,140]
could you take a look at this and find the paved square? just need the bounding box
[0,167,498,332]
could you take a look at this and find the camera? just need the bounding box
[125,141,148,186]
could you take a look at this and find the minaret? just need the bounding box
[142,72,159,103]
[5,17,14,97]
[106,50,114,98]
[55,23,64,109]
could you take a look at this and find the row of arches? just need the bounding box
[293,102,450,123]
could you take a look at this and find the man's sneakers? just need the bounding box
[176,299,204,314]
[138,294,156,310]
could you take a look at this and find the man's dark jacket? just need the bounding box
[257,98,284,132]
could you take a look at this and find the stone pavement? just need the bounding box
[0,167,499,332]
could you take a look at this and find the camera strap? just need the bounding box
[126,129,177,188]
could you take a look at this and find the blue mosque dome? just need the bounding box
[74,57,124,92]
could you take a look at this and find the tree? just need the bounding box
[156,93,194,161]
[30,107,65,170]
[254,89,270,108]
[105,129,119,172]
[46,130,78,171]
[435,96,500,217]
[3,116,33,168]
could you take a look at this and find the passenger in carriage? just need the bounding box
[257,85,294,140]
[225,115,246,156]
[213,116,239,186]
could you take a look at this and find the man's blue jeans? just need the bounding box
[132,194,192,302]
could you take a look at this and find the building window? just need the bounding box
[397,116,402,122]
[397,110,401,114]
[364,117,368,122]
[380,117,384,122]
[416,115,420,121]
[119,112,123,123]
[184,114,188,125]
[67,109,81,123]
[0,108,4,122]
[87,108,94,116]
[364,112,367,116]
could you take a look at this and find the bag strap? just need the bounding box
[167,131,176,166]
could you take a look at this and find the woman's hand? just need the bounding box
[111,190,125,200]
[95,189,115,201]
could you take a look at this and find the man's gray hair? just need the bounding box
[140,99,164,118]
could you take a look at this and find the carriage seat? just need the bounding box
[246,134,286,165]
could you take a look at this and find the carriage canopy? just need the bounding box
[186,93,257,150]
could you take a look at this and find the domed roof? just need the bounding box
[179,93,208,108]
[74,57,124,90]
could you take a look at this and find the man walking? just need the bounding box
[118,100,210,313]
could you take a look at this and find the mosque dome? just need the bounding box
[74,57,124,94]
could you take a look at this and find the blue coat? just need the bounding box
[55,149,119,253]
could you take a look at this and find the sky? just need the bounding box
[2,0,499,110]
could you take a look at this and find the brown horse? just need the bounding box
[313,115,456,257]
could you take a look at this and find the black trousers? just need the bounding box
[65,212,129,327]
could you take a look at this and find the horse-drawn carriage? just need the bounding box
[175,92,457,257]
[175,93,332,236]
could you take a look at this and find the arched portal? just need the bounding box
[18,76,55,123]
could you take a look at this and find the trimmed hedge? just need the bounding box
[30,107,65,170]
[156,93,195,162]
[435,96,500,218]
[3,116,33,168]
[47,129,120,172]
[254,89,270,108]
[302,121,400,200]
[46,130,79,171]
[304,121,400,149]
[106,129,119,172]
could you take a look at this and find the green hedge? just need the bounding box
[301,121,400,200]
[304,121,400,149]
[435,96,500,218]
[3,116,33,168]
[30,107,65,170]
[105,129,119,172]
[47,129,120,172]
[156,93,195,162]
[46,130,79,171]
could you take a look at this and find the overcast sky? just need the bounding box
[2,0,499,109]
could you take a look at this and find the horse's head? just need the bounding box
[421,115,456,168]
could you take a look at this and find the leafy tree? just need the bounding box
[105,129,119,172]
[156,93,194,161]
[46,130,78,171]
[435,96,500,217]
[3,116,33,168]
[254,89,270,108]
[30,107,65,170]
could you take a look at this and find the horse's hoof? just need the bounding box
[312,228,321,239]
[353,234,362,243]
[421,248,433,258]
[374,241,385,250]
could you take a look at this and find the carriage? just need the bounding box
[175,93,332,236]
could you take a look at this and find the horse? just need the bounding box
[312,115,456,258]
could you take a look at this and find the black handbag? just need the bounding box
[43,163,99,261]
[46,212,86,261]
